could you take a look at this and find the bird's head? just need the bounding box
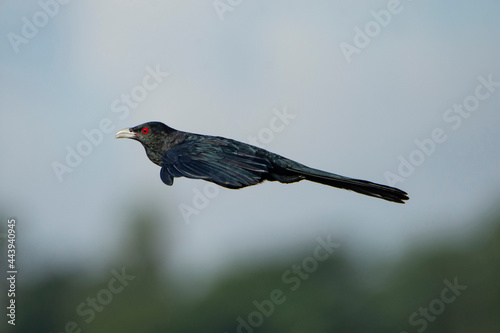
[115,121,172,144]
[115,121,177,165]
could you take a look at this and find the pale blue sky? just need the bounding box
[1,0,500,286]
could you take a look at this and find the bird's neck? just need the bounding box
[144,130,188,166]
[144,146,164,166]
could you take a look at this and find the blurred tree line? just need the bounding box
[2,205,499,333]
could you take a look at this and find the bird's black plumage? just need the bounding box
[116,121,409,203]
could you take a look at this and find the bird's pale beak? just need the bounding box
[115,128,136,139]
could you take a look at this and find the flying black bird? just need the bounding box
[115,122,409,203]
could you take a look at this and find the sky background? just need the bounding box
[1,0,500,290]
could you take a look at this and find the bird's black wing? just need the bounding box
[160,136,272,188]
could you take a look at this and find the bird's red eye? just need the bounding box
[142,127,149,134]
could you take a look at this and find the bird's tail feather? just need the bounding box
[297,167,409,204]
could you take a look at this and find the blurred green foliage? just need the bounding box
[3,207,500,333]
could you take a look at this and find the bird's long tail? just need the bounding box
[295,166,409,204]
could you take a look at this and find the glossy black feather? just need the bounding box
[161,136,272,188]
